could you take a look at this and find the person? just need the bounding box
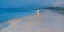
[36,9,39,15]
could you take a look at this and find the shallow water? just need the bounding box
[0,8,44,23]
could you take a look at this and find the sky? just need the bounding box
[0,0,64,8]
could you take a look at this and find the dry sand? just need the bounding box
[1,10,64,32]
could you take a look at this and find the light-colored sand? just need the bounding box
[1,10,64,32]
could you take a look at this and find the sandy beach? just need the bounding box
[1,10,64,32]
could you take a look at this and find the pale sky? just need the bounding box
[0,0,64,8]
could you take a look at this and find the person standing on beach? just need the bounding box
[36,9,39,15]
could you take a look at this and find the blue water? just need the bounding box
[0,8,43,24]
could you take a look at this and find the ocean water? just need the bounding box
[0,8,43,31]
[0,8,43,24]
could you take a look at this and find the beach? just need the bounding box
[1,10,64,32]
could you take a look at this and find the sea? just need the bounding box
[0,8,43,24]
